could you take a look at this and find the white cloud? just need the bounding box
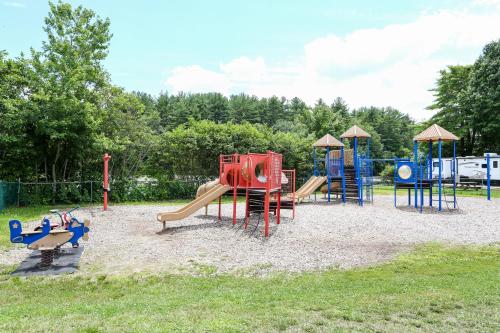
[220,56,266,82]
[165,65,230,95]
[474,0,500,9]
[2,1,25,8]
[165,6,500,120]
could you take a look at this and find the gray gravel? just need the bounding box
[1,196,499,275]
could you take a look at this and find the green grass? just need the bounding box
[0,244,498,332]
[0,206,62,249]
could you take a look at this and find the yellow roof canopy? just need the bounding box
[413,124,459,142]
[313,134,344,147]
[340,125,371,139]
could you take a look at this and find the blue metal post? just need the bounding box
[394,160,397,207]
[413,141,418,209]
[354,137,358,173]
[354,137,359,205]
[487,153,491,201]
[313,147,318,176]
[429,141,433,207]
[341,146,346,203]
[420,156,423,213]
[326,146,331,202]
[438,139,442,211]
[360,158,364,206]
[453,141,457,208]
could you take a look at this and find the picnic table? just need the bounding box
[457,182,481,190]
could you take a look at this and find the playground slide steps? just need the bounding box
[157,184,231,222]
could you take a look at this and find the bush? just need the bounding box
[380,164,395,184]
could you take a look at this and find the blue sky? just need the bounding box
[1,0,500,119]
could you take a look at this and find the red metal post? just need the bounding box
[103,153,111,211]
[264,153,271,237]
[276,190,281,224]
[218,196,222,221]
[244,187,249,229]
[232,153,238,225]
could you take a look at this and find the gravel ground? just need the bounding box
[1,196,499,275]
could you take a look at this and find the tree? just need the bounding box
[428,65,474,155]
[229,94,260,124]
[331,97,350,119]
[310,99,343,139]
[29,1,111,199]
[353,106,414,158]
[429,40,500,155]
[467,40,500,153]
[0,52,35,179]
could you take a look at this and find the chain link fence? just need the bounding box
[0,178,211,209]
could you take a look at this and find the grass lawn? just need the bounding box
[0,244,498,332]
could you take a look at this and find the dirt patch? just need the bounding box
[1,196,498,275]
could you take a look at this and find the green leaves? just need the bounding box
[154,120,314,178]
[429,39,500,155]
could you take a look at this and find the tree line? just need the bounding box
[1,1,499,192]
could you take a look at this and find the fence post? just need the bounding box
[17,178,21,207]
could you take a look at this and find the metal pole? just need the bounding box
[264,153,270,237]
[429,141,433,207]
[438,139,442,211]
[326,146,331,202]
[420,156,423,213]
[103,153,111,211]
[453,141,457,208]
[276,190,281,224]
[313,147,318,176]
[341,146,346,203]
[354,137,359,205]
[394,160,397,208]
[17,178,21,207]
[244,187,249,228]
[486,153,491,201]
[413,141,418,209]
[232,153,238,225]
[360,158,364,206]
[218,196,222,221]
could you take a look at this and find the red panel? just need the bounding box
[219,151,282,190]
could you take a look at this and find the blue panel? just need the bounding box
[395,161,415,183]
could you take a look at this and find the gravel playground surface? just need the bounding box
[2,196,499,275]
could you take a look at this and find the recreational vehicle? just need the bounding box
[432,153,500,184]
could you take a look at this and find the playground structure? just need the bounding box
[297,125,374,206]
[394,124,459,212]
[9,208,90,268]
[157,151,294,237]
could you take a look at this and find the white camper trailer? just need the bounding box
[432,153,500,183]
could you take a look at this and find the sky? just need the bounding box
[1,0,500,120]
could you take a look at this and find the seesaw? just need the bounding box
[9,210,90,269]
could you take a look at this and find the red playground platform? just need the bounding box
[219,151,288,237]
